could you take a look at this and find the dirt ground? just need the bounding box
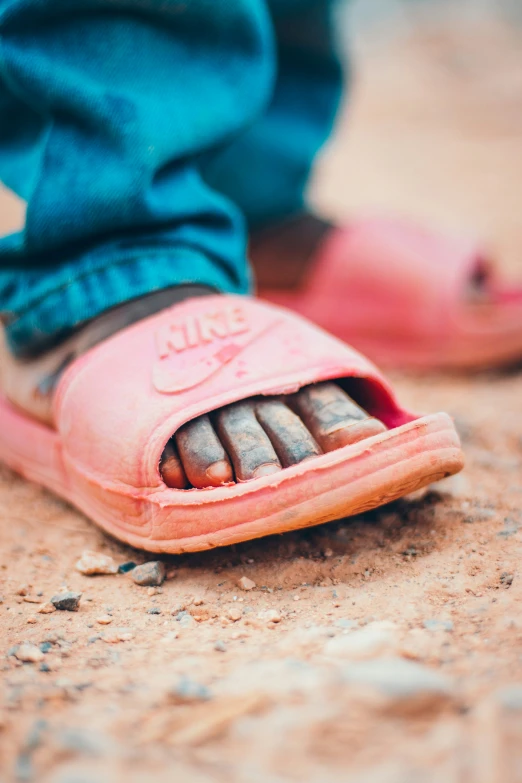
[2,12,522,783]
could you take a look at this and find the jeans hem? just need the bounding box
[6,247,248,356]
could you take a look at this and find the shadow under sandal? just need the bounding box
[0,295,464,553]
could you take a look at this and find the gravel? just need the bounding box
[341,657,453,706]
[12,644,44,663]
[130,561,166,586]
[179,614,197,629]
[323,622,398,660]
[423,619,454,632]
[238,576,256,591]
[168,676,212,704]
[50,592,82,611]
[494,684,522,711]
[257,609,282,624]
[75,550,118,575]
[37,602,56,614]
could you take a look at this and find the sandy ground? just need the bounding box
[1,12,522,783]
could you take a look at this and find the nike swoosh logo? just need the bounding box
[152,319,282,394]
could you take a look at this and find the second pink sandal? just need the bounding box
[259,217,522,371]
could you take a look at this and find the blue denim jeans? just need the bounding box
[0,0,343,357]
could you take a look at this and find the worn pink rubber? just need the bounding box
[0,295,463,553]
[259,217,522,370]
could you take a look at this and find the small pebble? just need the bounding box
[238,576,256,591]
[433,473,471,497]
[168,676,211,704]
[257,609,281,624]
[463,508,496,524]
[147,607,161,615]
[118,561,137,574]
[13,644,44,663]
[96,615,113,625]
[336,619,358,630]
[75,550,118,576]
[226,607,242,622]
[39,642,53,653]
[423,619,454,632]
[15,585,29,596]
[37,603,56,614]
[341,657,453,710]
[497,519,519,538]
[179,614,196,629]
[167,676,208,704]
[26,617,37,624]
[230,630,249,640]
[500,572,514,587]
[130,561,166,587]
[88,635,101,644]
[102,630,134,643]
[160,631,179,643]
[323,623,397,660]
[51,592,82,612]
[214,640,227,652]
[39,663,51,673]
[405,486,430,502]
[494,684,522,711]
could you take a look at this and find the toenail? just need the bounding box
[327,418,386,435]
[206,460,233,484]
[252,463,281,479]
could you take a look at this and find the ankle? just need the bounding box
[0,285,215,426]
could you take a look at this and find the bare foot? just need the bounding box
[160,381,386,489]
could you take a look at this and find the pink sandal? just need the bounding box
[0,295,463,553]
[259,217,522,371]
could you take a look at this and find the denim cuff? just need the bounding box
[4,247,250,357]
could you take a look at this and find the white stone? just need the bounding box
[341,657,453,704]
[238,576,256,591]
[75,550,118,576]
[323,624,397,660]
[257,609,281,624]
[14,643,44,663]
